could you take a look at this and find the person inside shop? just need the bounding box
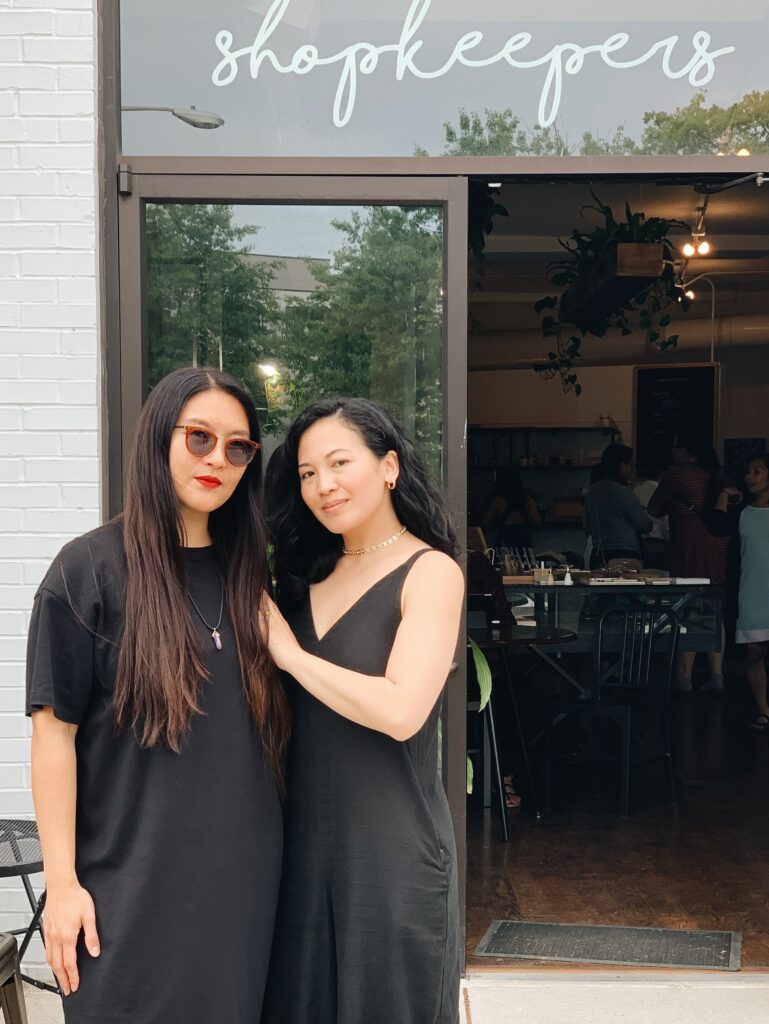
[583,443,652,570]
[732,454,769,729]
[26,368,288,1022]
[709,453,769,729]
[261,397,462,1024]
[648,431,732,693]
[482,467,541,549]
[633,459,670,570]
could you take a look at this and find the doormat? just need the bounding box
[474,920,741,970]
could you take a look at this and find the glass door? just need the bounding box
[116,170,469,930]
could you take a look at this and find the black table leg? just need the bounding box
[502,650,541,820]
[484,693,509,842]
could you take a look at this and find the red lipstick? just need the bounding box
[195,476,222,489]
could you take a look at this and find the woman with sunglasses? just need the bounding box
[26,368,288,1023]
[260,398,463,1024]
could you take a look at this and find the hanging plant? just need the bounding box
[533,191,692,394]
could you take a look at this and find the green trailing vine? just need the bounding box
[533,191,692,394]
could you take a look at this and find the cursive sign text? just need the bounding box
[212,0,736,129]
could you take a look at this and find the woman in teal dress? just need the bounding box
[733,454,769,729]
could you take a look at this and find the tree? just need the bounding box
[277,206,444,474]
[416,108,571,157]
[145,203,281,409]
[427,91,769,158]
[641,91,769,155]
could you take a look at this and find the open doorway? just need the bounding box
[465,174,769,971]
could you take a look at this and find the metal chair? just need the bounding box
[0,935,28,1024]
[544,603,680,817]
[0,820,58,995]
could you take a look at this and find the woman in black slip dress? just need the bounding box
[26,368,288,1024]
[260,398,464,1024]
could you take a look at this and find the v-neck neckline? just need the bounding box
[308,549,429,643]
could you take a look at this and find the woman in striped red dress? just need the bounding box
[649,432,731,692]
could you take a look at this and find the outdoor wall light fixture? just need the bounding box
[122,105,225,129]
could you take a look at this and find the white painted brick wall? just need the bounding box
[0,0,100,972]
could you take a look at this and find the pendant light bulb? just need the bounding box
[681,241,696,258]
[697,238,711,256]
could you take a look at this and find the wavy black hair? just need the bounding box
[265,397,459,610]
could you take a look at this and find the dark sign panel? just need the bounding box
[634,362,719,475]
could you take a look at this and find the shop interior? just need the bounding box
[465,174,769,970]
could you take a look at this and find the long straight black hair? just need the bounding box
[116,367,290,782]
[265,397,459,610]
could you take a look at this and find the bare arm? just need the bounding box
[266,552,464,742]
[31,708,100,995]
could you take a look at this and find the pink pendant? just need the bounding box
[212,629,222,651]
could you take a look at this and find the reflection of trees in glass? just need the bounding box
[276,207,444,477]
[145,203,444,477]
[424,91,769,156]
[641,92,769,155]
[145,203,280,407]
[416,108,637,157]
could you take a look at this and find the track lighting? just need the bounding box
[681,199,713,258]
[681,236,712,258]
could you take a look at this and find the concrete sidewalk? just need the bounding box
[22,971,769,1023]
[462,972,769,1024]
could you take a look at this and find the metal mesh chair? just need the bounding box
[0,820,57,995]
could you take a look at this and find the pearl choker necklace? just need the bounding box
[343,525,407,556]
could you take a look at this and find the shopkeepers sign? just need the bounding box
[121,0,762,157]
[212,0,736,130]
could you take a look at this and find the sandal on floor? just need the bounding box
[503,775,522,809]
[749,714,769,732]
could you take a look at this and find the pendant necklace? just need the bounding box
[343,524,407,556]
[187,584,224,650]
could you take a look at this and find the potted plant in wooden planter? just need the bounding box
[534,192,692,394]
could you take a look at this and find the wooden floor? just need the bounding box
[466,680,769,970]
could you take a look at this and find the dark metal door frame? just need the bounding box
[116,170,469,952]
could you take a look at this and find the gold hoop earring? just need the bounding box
[387,480,396,491]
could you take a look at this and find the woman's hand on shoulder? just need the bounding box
[262,596,302,673]
[43,879,99,995]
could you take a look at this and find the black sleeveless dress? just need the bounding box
[262,550,460,1024]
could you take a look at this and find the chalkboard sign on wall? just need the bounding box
[634,363,720,475]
